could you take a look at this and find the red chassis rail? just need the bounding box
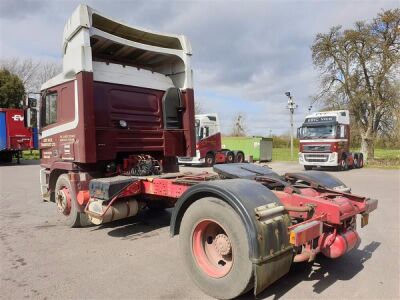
[79,172,377,256]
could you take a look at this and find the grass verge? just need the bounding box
[272,147,400,169]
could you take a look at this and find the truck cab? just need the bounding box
[178,114,245,166]
[297,110,363,170]
[38,4,196,203]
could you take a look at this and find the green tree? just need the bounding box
[311,9,400,161]
[0,69,25,108]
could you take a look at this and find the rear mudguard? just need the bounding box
[170,178,293,294]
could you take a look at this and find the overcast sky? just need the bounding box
[0,0,398,135]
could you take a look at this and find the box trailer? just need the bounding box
[0,108,37,163]
[222,136,273,161]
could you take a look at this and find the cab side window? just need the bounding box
[44,93,57,126]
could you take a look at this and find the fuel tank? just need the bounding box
[319,230,360,259]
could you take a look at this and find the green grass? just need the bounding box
[272,148,298,162]
[272,147,400,169]
[354,148,400,169]
[23,148,400,168]
[22,150,39,160]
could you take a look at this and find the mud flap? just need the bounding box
[254,250,293,294]
[252,203,293,295]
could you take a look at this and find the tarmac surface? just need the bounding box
[0,160,399,299]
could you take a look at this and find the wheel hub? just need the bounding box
[214,233,232,256]
[56,187,71,216]
[192,220,233,278]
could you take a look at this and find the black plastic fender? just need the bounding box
[171,179,275,259]
[170,178,293,294]
[285,170,350,191]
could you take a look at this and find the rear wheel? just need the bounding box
[55,174,90,227]
[226,151,235,163]
[180,197,253,299]
[338,157,348,171]
[0,152,13,163]
[358,155,364,168]
[235,152,245,163]
[353,156,359,169]
[204,153,215,167]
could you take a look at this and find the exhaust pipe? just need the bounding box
[87,199,139,225]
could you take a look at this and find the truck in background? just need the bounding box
[297,110,364,171]
[178,113,245,166]
[0,108,38,163]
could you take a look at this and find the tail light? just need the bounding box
[196,143,199,150]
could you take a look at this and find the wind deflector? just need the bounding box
[92,14,182,50]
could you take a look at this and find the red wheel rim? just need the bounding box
[192,220,233,278]
[56,187,72,216]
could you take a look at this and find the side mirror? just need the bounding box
[25,96,38,108]
[297,128,301,138]
[26,108,37,128]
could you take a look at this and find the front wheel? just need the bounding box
[204,153,215,167]
[55,174,90,227]
[179,197,253,299]
[304,165,312,171]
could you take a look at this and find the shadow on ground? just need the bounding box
[239,241,380,299]
[0,159,40,167]
[94,208,173,241]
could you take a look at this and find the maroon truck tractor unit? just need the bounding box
[178,114,245,166]
[38,5,378,299]
[297,110,364,171]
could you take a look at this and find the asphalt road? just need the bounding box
[1,161,399,299]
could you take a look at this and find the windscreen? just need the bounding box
[299,125,336,139]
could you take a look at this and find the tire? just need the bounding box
[226,151,235,163]
[179,197,253,299]
[235,152,245,163]
[338,157,348,171]
[358,155,364,168]
[55,174,90,227]
[304,165,312,171]
[0,152,13,163]
[352,156,359,169]
[204,153,215,167]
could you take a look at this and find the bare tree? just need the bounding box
[0,58,61,93]
[194,101,203,114]
[231,113,247,137]
[311,9,400,161]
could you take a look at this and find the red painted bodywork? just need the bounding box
[197,132,222,158]
[40,72,195,171]
[0,108,35,151]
